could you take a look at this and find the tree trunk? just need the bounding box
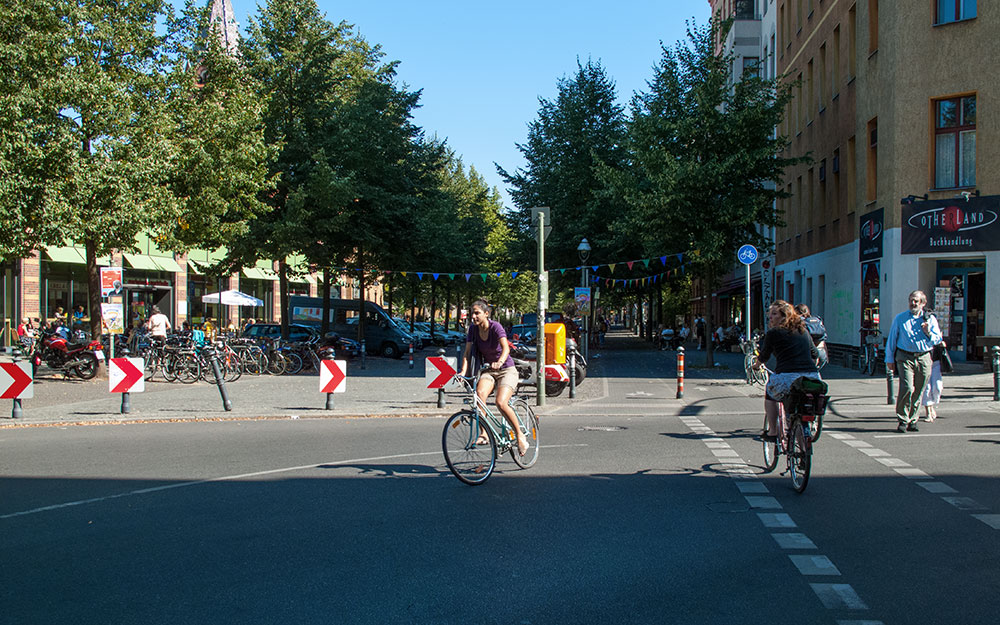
[321,268,331,335]
[84,237,102,341]
[357,247,365,345]
[444,284,451,328]
[385,273,392,318]
[410,276,417,334]
[430,280,437,344]
[705,270,716,367]
[279,259,289,340]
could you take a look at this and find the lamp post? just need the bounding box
[578,238,592,360]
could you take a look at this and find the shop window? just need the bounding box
[936,0,976,24]
[934,95,976,189]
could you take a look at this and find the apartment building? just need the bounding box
[775,0,996,362]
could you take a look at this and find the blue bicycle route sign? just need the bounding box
[737,244,758,265]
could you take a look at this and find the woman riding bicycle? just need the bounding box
[458,299,529,456]
[753,300,821,441]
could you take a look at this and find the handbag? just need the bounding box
[934,342,954,374]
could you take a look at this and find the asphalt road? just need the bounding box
[2,331,999,625]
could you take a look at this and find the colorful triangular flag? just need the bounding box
[432,273,440,281]
[627,261,634,270]
[416,272,423,280]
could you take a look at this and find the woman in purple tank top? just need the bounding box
[458,300,528,456]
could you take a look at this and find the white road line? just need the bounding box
[874,457,911,467]
[736,482,769,493]
[843,440,873,448]
[758,512,797,528]
[972,514,1000,529]
[942,496,988,511]
[745,495,782,509]
[916,481,957,494]
[790,555,841,576]
[0,444,590,521]
[858,448,891,457]
[810,583,869,610]
[872,431,1000,438]
[829,432,855,440]
[893,467,931,479]
[772,533,817,550]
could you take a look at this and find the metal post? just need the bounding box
[676,346,685,399]
[745,263,751,344]
[12,399,21,419]
[326,392,334,410]
[121,391,131,414]
[408,341,413,369]
[582,266,590,361]
[886,363,894,405]
[536,210,546,408]
[206,348,232,411]
[993,346,1000,401]
[569,348,576,399]
[360,339,366,370]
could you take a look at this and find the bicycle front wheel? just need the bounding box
[744,354,755,385]
[864,345,877,376]
[508,397,539,469]
[762,414,778,473]
[788,420,811,493]
[442,410,496,485]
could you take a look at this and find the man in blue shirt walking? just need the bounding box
[885,290,942,432]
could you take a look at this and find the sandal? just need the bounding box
[474,435,489,446]
[518,439,530,456]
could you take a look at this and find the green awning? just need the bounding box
[123,253,161,271]
[289,274,316,285]
[242,267,277,281]
[44,247,86,264]
[187,259,205,275]
[152,256,183,273]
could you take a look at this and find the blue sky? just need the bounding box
[227,0,711,208]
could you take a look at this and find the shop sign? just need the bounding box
[124,277,172,288]
[859,208,883,262]
[901,195,1000,254]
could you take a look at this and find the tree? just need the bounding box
[611,19,804,363]
[0,0,77,261]
[498,59,634,286]
[50,0,177,338]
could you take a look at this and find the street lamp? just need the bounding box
[578,238,592,359]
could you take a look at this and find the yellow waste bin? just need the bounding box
[544,322,566,364]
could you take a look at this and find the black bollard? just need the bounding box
[361,340,366,370]
[408,342,413,369]
[12,398,21,419]
[436,347,446,408]
[326,392,334,410]
[569,348,578,398]
[206,347,232,411]
[121,391,131,414]
[993,346,1000,402]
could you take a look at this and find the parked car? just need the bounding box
[241,323,360,360]
[287,296,420,358]
[509,324,537,343]
[392,318,431,347]
[433,323,466,344]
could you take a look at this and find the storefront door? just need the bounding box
[935,260,986,361]
[128,288,172,330]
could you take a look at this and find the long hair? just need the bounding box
[470,299,491,317]
[770,300,806,334]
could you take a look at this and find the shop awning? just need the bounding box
[242,266,278,281]
[151,256,183,273]
[187,259,205,275]
[123,253,161,271]
[44,246,86,264]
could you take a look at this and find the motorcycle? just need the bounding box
[30,328,105,379]
[509,339,585,397]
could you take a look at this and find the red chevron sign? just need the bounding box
[109,358,144,393]
[0,362,33,399]
[425,356,457,389]
[320,359,347,393]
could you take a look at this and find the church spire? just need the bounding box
[207,0,240,56]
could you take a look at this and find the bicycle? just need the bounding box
[741,332,769,386]
[858,327,882,376]
[760,369,828,493]
[442,367,540,485]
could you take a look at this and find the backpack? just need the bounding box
[804,316,827,343]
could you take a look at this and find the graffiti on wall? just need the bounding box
[830,288,856,345]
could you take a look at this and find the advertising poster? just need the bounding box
[101,303,125,335]
[100,266,124,297]
[859,208,884,262]
[574,287,591,316]
[901,195,1000,254]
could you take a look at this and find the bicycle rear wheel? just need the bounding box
[283,351,303,375]
[762,414,778,473]
[175,353,201,384]
[864,344,877,376]
[508,397,539,469]
[442,410,496,485]
[788,419,811,493]
[744,354,755,385]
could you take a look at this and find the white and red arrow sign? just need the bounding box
[320,359,347,394]
[0,362,33,399]
[425,356,457,389]
[109,357,144,393]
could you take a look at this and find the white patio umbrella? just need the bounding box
[201,290,264,306]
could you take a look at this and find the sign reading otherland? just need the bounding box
[901,195,1000,254]
[859,208,883,262]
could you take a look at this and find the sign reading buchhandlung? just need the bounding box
[901,195,1000,254]
[859,208,883,262]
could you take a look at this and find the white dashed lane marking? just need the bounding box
[678,417,873,616]
[828,430,1000,530]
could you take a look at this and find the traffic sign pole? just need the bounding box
[737,244,759,344]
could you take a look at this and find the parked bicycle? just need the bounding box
[760,368,829,493]
[741,331,769,386]
[442,366,540,485]
[858,327,882,376]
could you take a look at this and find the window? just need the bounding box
[847,135,857,208]
[819,44,826,110]
[832,26,841,95]
[868,0,878,53]
[735,0,755,19]
[866,118,877,201]
[743,56,760,77]
[936,0,976,24]
[934,95,976,188]
[807,60,814,122]
[849,5,857,77]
